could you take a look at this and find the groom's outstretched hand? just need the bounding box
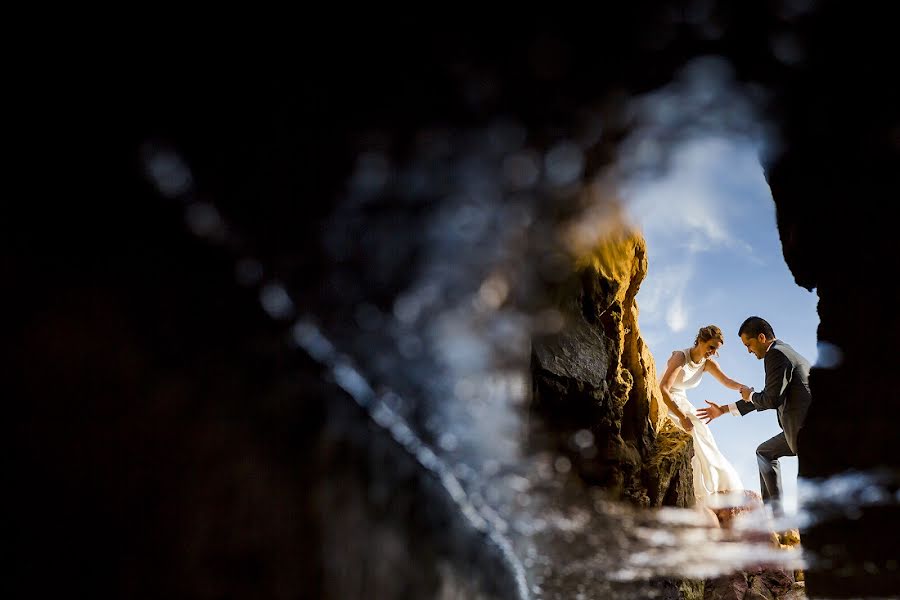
[697,400,725,424]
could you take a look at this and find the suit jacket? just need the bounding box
[735,339,812,454]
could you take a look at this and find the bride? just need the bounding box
[659,325,745,506]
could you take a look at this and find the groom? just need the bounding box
[698,316,812,517]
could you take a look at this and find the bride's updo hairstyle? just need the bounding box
[694,325,724,347]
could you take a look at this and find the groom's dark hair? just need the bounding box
[738,316,775,339]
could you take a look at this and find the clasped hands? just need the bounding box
[696,385,753,424]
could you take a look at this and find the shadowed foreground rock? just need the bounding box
[763,5,900,595]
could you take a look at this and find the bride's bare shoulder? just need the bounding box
[667,350,686,367]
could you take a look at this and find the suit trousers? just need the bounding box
[756,431,796,516]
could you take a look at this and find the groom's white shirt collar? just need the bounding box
[727,340,777,416]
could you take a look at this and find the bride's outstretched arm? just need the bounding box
[704,359,746,391]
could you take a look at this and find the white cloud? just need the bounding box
[624,137,761,255]
[637,261,692,315]
[623,136,772,334]
[637,260,692,336]
[666,295,688,332]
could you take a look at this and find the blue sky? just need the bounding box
[621,136,820,513]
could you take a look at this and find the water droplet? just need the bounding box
[533,308,565,334]
[143,146,192,198]
[185,202,226,240]
[502,152,540,190]
[544,142,584,186]
[554,456,572,474]
[439,433,459,451]
[291,319,335,361]
[477,274,509,309]
[487,118,527,154]
[354,303,383,331]
[574,429,595,449]
[350,151,391,195]
[259,282,294,320]
[772,32,805,65]
[235,258,263,286]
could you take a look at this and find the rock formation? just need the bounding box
[530,223,695,509]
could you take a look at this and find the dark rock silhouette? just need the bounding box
[761,4,900,595]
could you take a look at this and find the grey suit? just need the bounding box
[735,340,812,514]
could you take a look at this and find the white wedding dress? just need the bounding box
[666,349,743,505]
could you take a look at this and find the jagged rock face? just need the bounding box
[531,226,694,508]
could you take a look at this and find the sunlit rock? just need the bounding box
[647,421,695,508]
[777,528,801,549]
[531,221,693,508]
